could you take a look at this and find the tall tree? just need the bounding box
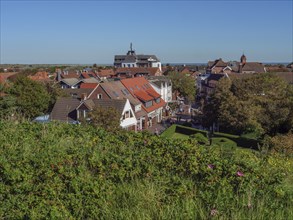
[168,71,196,102]
[204,74,293,136]
[88,106,121,132]
[9,76,51,119]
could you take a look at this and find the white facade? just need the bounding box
[196,74,210,93]
[122,62,137,68]
[120,99,137,130]
[150,61,162,70]
[149,80,172,103]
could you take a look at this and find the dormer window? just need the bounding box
[144,100,152,108]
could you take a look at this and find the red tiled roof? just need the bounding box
[115,67,161,76]
[61,72,81,79]
[97,69,115,77]
[144,100,165,113]
[0,72,18,84]
[80,83,99,89]
[28,71,50,81]
[121,77,166,113]
[134,90,153,101]
[145,89,160,98]
[81,72,98,79]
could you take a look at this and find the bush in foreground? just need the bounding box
[0,121,292,219]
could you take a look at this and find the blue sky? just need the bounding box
[0,0,292,64]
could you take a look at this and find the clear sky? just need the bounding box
[0,0,292,64]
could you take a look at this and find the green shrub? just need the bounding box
[0,121,291,219]
[190,133,209,145]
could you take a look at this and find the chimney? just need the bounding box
[57,69,62,81]
[239,63,243,73]
[81,93,87,100]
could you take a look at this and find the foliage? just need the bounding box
[167,71,196,102]
[0,121,292,219]
[88,106,121,132]
[7,68,38,82]
[212,137,237,148]
[44,81,67,112]
[1,76,51,119]
[204,74,293,136]
[264,132,293,156]
[0,95,18,119]
[190,133,209,145]
[161,124,259,149]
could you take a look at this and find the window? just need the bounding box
[112,91,119,97]
[144,101,152,108]
[155,98,160,103]
[121,89,129,95]
[97,94,102,99]
[123,110,133,119]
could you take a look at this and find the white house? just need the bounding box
[114,44,162,71]
[76,98,137,131]
[147,76,173,103]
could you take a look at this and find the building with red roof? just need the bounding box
[121,77,166,129]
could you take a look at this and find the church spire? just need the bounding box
[240,53,247,64]
[127,42,135,56]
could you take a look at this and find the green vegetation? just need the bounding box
[1,76,51,119]
[88,106,121,132]
[161,124,258,149]
[167,71,196,101]
[0,121,292,219]
[0,75,63,119]
[203,73,293,136]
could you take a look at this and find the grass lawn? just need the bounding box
[171,132,189,139]
[161,124,258,149]
[211,137,237,149]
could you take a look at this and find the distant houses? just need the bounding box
[206,54,266,74]
[50,75,167,131]
[197,54,267,99]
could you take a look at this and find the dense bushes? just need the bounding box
[0,121,292,219]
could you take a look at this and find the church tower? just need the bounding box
[240,54,247,65]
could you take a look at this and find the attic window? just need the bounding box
[144,100,153,108]
[123,110,133,119]
[97,94,102,99]
[113,91,119,97]
[121,89,129,95]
